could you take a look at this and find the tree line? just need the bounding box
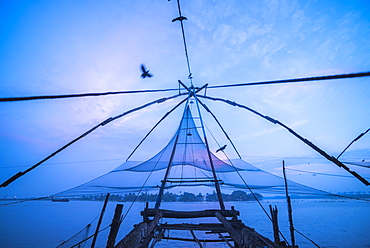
[77,190,263,202]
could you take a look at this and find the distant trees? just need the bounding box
[206,191,263,202]
[78,191,263,202]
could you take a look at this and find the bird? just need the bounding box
[216,145,227,153]
[140,64,153,78]
[172,16,187,22]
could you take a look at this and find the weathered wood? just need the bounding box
[218,233,235,248]
[142,208,239,219]
[162,236,233,243]
[114,222,148,248]
[239,226,280,248]
[215,212,281,248]
[160,223,227,231]
[114,211,163,248]
[139,211,163,247]
[283,161,296,248]
[91,193,110,248]
[106,203,123,248]
[269,205,281,244]
[215,212,242,245]
[190,229,203,248]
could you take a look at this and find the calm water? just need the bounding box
[0,199,369,248]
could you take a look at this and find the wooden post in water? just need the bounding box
[282,161,296,248]
[91,193,110,248]
[106,203,123,248]
[269,205,280,244]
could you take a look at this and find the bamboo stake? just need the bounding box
[282,161,296,248]
[91,193,110,248]
[106,203,123,248]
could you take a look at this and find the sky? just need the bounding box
[0,0,369,198]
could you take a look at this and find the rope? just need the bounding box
[294,228,321,248]
[286,168,370,179]
[69,225,111,248]
[0,88,178,102]
[196,97,242,159]
[195,98,291,244]
[337,128,370,159]
[56,223,92,248]
[126,97,188,161]
[197,94,370,186]
[173,0,193,84]
[208,71,370,89]
[0,93,186,188]
[122,95,192,220]
[0,196,50,207]
[1,71,368,102]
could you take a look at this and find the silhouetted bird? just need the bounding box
[216,145,227,153]
[140,64,153,78]
[172,16,187,22]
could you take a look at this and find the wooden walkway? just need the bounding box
[114,205,288,248]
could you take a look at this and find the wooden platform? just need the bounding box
[114,206,287,248]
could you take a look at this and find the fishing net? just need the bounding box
[54,106,331,198]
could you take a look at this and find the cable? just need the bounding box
[196,97,242,159]
[0,88,178,102]
[196,94,290,244]
[286,168,370,179]
[294,229,320,248]
[173,0,193,84]
[1,71,369,102]
[207,71,370,89]
[126,97,188,161]
[0,93,186,188]
[197,94,370,186]
[69,225,111,248]
[337,128,370,159]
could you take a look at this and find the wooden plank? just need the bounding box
[106,204,123,248]
[115,212,163,248]
[162,237,233,243]
[190,230,203,248]
[160,223,225,231]
[215,212,282,248]
[142,208,239,219]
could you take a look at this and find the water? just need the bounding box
[0,199,369,248]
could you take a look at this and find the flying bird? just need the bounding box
[216,145,227,153]
[140,64,153,78]
[172,16,187,22]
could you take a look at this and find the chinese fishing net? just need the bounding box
[54,104,332,199]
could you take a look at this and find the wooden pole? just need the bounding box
[282,161,296,248]
[269,205,280,244]
[106,203,123,248]
[194,97,225,210]
[91,193,110,248]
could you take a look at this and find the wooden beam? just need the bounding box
[91,193,110,248]
[215,212,281,248]
[160,223,227,231]
[190,230,203,248]
[114,212,163,248]
[162,237,233,243]
[142,208,239,219]
[269,205,281,244]
[106,204,123,248]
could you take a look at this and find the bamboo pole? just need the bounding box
[106,203,123,248]
[283,161,296,248]
[91,193,110,248]
[269,205,281,244]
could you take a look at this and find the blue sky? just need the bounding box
[0,0,369,197]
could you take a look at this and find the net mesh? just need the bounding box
[55,106,331,198]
